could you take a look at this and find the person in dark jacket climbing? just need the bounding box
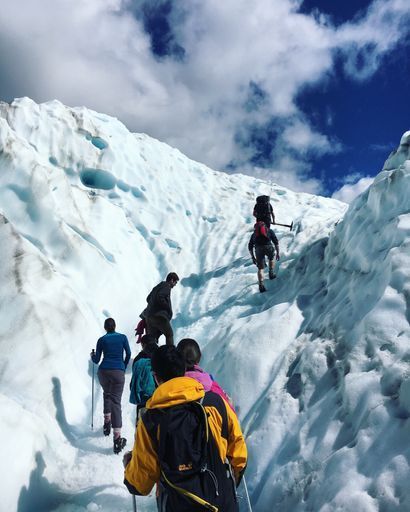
[141,272,179,346]
[91,317,131,454]
[248,222,280,293]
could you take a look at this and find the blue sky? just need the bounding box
[300,0,374,23]
[299,53,409,191]
[0,0,409,200]
[298,0,410,195]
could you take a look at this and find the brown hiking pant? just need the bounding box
[97,369,125,428]
[146,315,174,346]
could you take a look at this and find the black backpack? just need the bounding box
[253,195,272,223]
[144,394,236,512]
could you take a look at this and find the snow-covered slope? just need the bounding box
[0,97,409,512]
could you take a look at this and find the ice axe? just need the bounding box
[274,221,293,231]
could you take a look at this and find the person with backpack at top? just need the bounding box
[91,317,131,454]
[123,345,247,512]
[248,221,280,293]
[177,338,236,413]
[129,334,158,422]
[253,195,275,227]
[141,272,179,346]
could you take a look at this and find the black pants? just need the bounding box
[146,315,174,345]
[255,244,275,269]
[98,369,125,428]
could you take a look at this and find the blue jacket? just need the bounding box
[92,332,131,371]
[130,356,156,406]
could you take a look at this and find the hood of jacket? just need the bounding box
[185,365,213,391]
[146,376,204,409]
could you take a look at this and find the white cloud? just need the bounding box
[281,118,342,156]
[370,143,395,152]
[335,0,410,80]
[332,176,374,203]
[242,154,324,195]
[0,0,409,193]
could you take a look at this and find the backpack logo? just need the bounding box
[178,463,193,471]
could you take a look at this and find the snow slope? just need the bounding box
[0,97,409,511]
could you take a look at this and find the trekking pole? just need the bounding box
[91,349,95,430]
[274,221,293,231]
[132,495,137,512]
[243,475,253,512]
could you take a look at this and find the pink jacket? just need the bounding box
[185,365,235,412]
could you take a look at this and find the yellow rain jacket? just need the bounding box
[124,376,247,496]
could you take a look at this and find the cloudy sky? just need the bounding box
[1,0,409,200]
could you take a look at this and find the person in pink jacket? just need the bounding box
[177,338,235,412]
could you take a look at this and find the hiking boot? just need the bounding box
[113,436,127,454]
[103,421,111,437]
[269,270,277,280]
[259,283,266,293]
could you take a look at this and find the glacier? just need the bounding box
[0,97,409,512]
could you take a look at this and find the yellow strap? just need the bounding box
[161,471,218,512]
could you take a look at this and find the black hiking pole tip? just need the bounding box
[132,495,137,512]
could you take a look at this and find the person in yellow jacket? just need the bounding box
[123,345,247,512]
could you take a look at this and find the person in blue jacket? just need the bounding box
[91,317,131,454]
[129,334,158,422]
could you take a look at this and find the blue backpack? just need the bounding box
[130,357,156,406]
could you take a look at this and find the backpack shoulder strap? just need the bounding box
[141,408,162,451]
[202,391,229,442]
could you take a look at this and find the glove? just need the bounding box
[251,255,257,265]
[276,252,280,261]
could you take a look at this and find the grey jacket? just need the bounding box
[142,281,173,321]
